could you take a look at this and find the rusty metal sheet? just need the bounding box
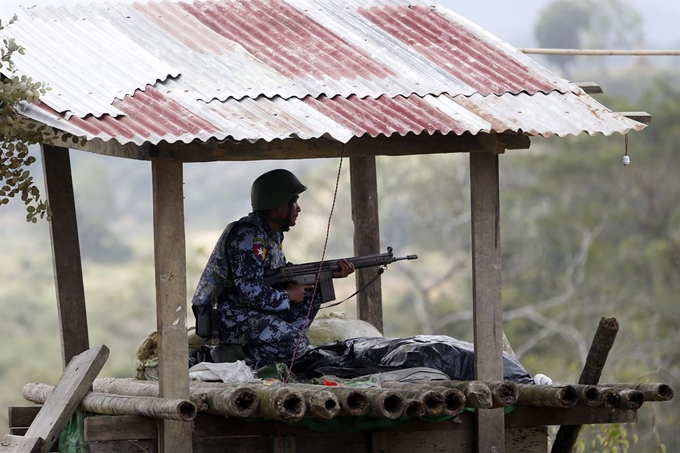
[2,0,642,149]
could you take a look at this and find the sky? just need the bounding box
[2,0,679,49]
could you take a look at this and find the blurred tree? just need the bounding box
[534,0,590,77]
[535,0,645,75]
[579,0,644,50]
[72,156,134,264]
[364,77,679,450]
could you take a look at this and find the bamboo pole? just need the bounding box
[519,48,680,56]
[204,386,259,418]
[483,381,519,408]
[93,378,258,417]
[251,386,305,422]
[23,383,196,422]
[614,390,645,410]
[379,382,466,414]
[571,384,603,407]
[599,387,620,409]
[387,389,446,416]
[516,384,578,408]
[300,389,340,419]
[600,383,674,402]
[363,388,405,419]
[552,317,619,453]
[286,384,370,417]
[432,381,492,409]
[403,399,426,417]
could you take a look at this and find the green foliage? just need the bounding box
[576,424,640,453]
[1,16,87,223]
[0,16,53,222]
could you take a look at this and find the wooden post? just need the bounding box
[0,345,109,453]
[470,152,505,452]
[41,145,89,368]
[349,156,383,333]
[152,159,192,452]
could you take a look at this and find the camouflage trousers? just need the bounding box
[218,293,321,365]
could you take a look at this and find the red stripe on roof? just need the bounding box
[305,94,468,137]
[181,0,394,81]
[36,86,221,140]
[359,5,556,95]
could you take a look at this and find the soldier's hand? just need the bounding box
[286,283,312,303]
[332,259,355,278]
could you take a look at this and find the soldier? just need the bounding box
[192,169,354,366]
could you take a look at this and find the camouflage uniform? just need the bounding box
[192,212,319,365]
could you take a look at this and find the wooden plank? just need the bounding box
[618,112,652,124]
[294,433,370,453]
[469,151,505,452]
[507,406,637,427]
[370,431,388,453]
[152,132,528,162]
[41,144,90,368]
[85,416,158,442]
[151,159,192,453]
[0,435,44,453]
[270,435,296,453]
[506,427,548,453]
[25,345,109,452]
[4,433,57,453]
[193,437,269,453]
[576,82,603,94]
[88,440,158,453]
[350,156,383,333]
[8,407,41,428]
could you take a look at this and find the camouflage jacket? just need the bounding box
[191,212,291,314]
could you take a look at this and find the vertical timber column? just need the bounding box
[349,156,383,333]
[41,144,89,368]
[470,152,505,452]
[152,159,192,452]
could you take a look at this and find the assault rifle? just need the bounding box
[264,246,418,303]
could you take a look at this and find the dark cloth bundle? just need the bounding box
[292,335,534,384]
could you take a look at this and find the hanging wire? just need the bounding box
[285,147,345,384]
[623,134,630,166]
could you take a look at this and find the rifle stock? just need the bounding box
[264,246,418,303]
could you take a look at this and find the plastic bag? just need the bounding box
[291,335,534,384]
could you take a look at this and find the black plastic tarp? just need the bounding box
[292,335,534,384]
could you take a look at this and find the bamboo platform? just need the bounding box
[8,376,669,453]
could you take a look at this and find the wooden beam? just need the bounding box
[85,415,158,442]
[41,144,89,367]
[59,131,530,162]
[52,136,150,161]
[153,132,528,162]
[350,156,383,333]
[618,112,652,124]
[151,159,192,453]
[0,435,44,453]
[507,406,636,427]
[22,346,109,452]
[576,82,603,94]
[469,152,505,452]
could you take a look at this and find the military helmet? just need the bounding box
[251,169,307,211]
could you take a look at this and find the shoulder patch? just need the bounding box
[252,237,267,263]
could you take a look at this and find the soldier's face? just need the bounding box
[288,197,301,227]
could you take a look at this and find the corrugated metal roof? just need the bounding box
[2,0,645,148]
